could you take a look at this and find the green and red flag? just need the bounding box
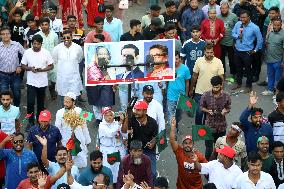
[80,111,93,121]
[156,129,167,153]
[107,151,121,165]
[66,133,82,156]
[192,125,213,141]
[177,94,196,115]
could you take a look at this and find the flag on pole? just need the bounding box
[80,111,93,121]
[156,129,167,153]
[66,133,82,156]
[107,151,121,165]
[177,94,197,115]
[192,125,213,141]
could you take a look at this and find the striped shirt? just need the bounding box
[0,41,25,73]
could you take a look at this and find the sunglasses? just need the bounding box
[13,140,24,144]
[63,36,71,39]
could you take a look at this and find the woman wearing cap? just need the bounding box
[97,107,128,184]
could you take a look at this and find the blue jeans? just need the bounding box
[143,149,156,181]
[194,93,205,125]
[0,72,21,106]
[267,61,282,91]
[167,100,181,131]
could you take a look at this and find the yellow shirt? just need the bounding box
[193,56,224,94]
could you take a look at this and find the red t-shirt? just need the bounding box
[0,131,12,178]
[174,145,207,189]
[17,176,54,189]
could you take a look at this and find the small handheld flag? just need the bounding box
[192,125,213,141]
[80,111,93,121]
[177,94,197,115]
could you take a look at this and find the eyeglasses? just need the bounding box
[13,140,24,144]
[63,36,71,39]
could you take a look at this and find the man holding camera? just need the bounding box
[200,75,231,160]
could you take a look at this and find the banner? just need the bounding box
[84,39,175,86]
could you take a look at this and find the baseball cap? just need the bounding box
[134,101,148,110]
[151,17,162,27]
[182,135,193,142]
[38,110,51,122]
[216,146,236,159]
[65,92,76,100]
[143,85,154,94]
[101,107,112,115]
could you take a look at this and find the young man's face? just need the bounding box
[134,24,142,33]
[167,5,176,14]
[273,20,282,32]
[14,14,22,23]
[208,10,217,19]
[268,10,279,20]
[105,9,113,18]
[257,139,269,153]
[91,158,103,172]
[67,18,77,28]
[27,167,40,183]
[190,0,198,9]
[1,94,12,108]
[273,146,284,161]
[175,54,182,67]
[248,160,262,175]
[32,40,42,52]
[55,150,68,165]
[151,10,160,17]
[95,22,104,33]
[40,22,50,32]
[191,30,201,39]
[204,48,214,60]
[49,10,57,19]
[27,20,36,29]
[165,29,177,39]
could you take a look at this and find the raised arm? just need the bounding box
[170,118,178,152]
[35,135,49,168]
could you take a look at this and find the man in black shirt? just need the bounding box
[270,141,284,188]
[120,19,144,41]
[8,5,26,46]
[162,1,180,27]
[127,100,158,180]
[24,14,40,49]
[143,17,163,40]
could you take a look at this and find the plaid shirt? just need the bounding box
[200,90,231,133]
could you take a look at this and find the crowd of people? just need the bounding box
[0,0,284,188]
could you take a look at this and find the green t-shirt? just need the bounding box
[261,154,274,173]
[265,29,284,63]
[218,13,238,46]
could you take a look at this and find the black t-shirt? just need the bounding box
[120,31,144,41]
[128,115,158,152]
[162,11,180,26]
[25,28,40,48]
[269,160,284,188]
[8,20,27,46]
[142,27,159,40]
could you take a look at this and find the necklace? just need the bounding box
[275,159,284,180]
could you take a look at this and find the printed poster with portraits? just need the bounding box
[85,39,175,86]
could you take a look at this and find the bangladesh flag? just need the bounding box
[66,133,82,156]
[80,111,93,121]
[156,130,167,153]
[192,125,213,141]
[107,152,121,165]
[177,94,197,115]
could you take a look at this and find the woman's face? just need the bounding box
[97,48,110,60]
[104,111,114,123]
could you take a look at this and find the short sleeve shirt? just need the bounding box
[193,57,224,94]
[27,125,62,162]
[47,161,80,189]
[0,105,20,134]
[174,145,207,189]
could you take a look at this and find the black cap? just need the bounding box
[57,183,70,189]
[143,85,154,93]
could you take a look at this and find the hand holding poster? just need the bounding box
[85,39,175,86]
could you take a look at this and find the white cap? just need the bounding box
[65,92,76,100]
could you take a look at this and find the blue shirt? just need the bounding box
[0,105,20,134]
[167,64,191,101]
[181,8,205,41]
[180,39,206,74]
[47,161,80,189]
[104,18,123,42]
[0,148,38,189]
[27,125,62,163]
[78,166,113,186]
[232,21,263,51]
[240,108,274,153]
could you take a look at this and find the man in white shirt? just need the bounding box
[139,85,165,132]
[55,92,91,168]
[233,152,276,189]
[49,6,63,39]
[193,145,243,189]
[53,29,84,106]
[36,135,80,189]
[68,173,110,189]
[21,34,54,126]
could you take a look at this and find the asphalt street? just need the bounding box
[17,1,277,187]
